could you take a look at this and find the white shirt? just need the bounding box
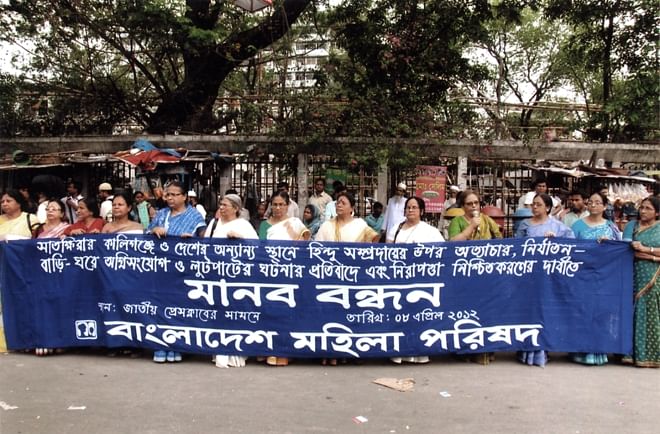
[382,195,407,241]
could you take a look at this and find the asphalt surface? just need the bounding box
[1,351,658,434]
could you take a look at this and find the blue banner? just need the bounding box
[0,235,633,357]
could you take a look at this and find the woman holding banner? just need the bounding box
[624,196,660,368]
[316,191,379,365]
[391,196,444,364]
[206,193,259,368]
[147,181,206,363]
[62,198,105,236]
[259,191,310,242]
[448,190,501,365]
[316,191,380,244]
[515,193,574,367]
[102,192,144,234]
[569,191,621,366]
[258,191,310,367]
[0,190,39,240]
[34,200,70,239]
[448,190,502,241]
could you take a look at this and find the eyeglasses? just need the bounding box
[46,207,62,212]
[164,192,183,197]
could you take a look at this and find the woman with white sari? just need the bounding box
[315,191,379,365]
[315,191,380,244]
[258,191,310,242]
[205,194,259,368]
[257,191,310,366]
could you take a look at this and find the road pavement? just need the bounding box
[1,351,658,434]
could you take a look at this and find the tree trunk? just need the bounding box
[600,11,615,142]
[147,0,312,134]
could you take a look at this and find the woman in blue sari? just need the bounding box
[147,181,206,363]
[515,193,574,367]
[569,191,621,365]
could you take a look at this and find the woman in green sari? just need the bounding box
[447,190,502,365]
[623,196,660,367]
[448,190,502,241]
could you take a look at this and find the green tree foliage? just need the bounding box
[0,0,314,135]
[470,7,573,140]
[277,0,530,167]
[545,0,659,141]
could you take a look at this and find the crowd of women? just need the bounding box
[0,181,658,369]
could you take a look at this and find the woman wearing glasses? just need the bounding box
[447,190,502,365]
[255,191,310,367]
[568,191,621,366]
[205,193,259,368]
[258,191,310,243]
[146,181,206,363]
[515,193,574,367]
[35,200,70,239]
[448,190,502,241]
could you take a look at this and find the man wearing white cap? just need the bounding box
[444,185,460,210]
[383,182,409,243]
[188,190,207,220]
[98,182,114,222]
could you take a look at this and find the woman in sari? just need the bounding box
[35,200,70,239]
[447,190,502,364]
[303,204,322,239]
[623,196,660,367]
[448,190,502,241]
[62,198,105,236]
[205,194,259,368]
[315,191,379,365]
[103,192,144,234]
[257,192,309,366]
[0,190,38,240]
[147,181,206,363]
[515,193,574,367]
[391,196,444,364]
[569,192,621,366]
[316,191,380,244]
[259,192,310,242]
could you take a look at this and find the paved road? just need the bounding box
[1,351,658,434]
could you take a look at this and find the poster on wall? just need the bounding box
[415,166,447,213]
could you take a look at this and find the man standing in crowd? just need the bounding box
[62,180,83,224]
[518,177,561,214]
[308,178,332,220]
[599,186,615,221]
[188,190,207,221]
[444,185,460,210]
[365,201,384,234]
[383,182,408,242]
[324,182,346,220]
[563,189,589,228]
[98,182,114,222]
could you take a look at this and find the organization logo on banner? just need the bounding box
[75,320,98,340]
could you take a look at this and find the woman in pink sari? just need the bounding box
[35,200,70,239]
